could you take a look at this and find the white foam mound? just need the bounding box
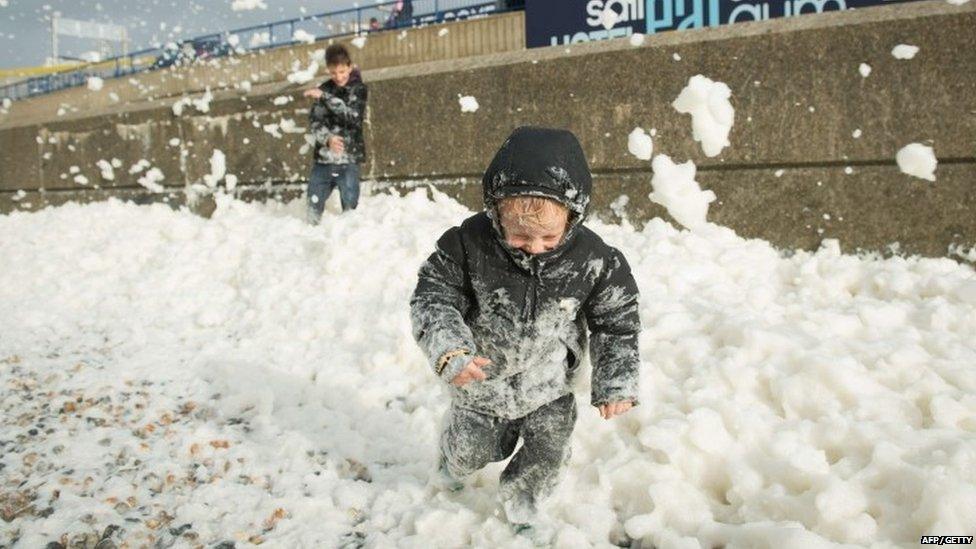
[458,95,479,113]
[600,5,619,29]
[2,192,976,547]
[673,75,735,157]
[649,154,717,230]
[249,31,270,48]
[896,143,938,181]
[292,29,315,45]
[628,127,654,160]
[892,44,919,59]
[137,167,165,192]
[231,0,267,10]
[87,77,104,91]
[204,150,227,188]
[171,88,214,116]
[287,62,319,85]
[96,159,115,181]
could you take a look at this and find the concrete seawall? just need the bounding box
[1,2,974,258]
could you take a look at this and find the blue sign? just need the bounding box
[526,0,646,48]
[526,0,921,48]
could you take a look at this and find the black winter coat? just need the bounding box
[410,127,641,419]
[309,69,367,164]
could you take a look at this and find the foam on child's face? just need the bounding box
[500,210,568,255]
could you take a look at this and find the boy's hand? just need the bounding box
[327,136,345,154]
[598,401,633,420]
[304,88,323,99]
[451,356,490,387]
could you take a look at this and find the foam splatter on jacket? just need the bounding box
[410,127,641,419]
[309,68,367,164]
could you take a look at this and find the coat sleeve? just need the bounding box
[583,247,642,407]
[410,227,478,383]
[308,101,333,148]
[327,83,367,130]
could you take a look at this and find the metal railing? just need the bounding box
[0,0,517,102]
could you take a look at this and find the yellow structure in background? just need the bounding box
[0,63,85,79]
[0,56,156,84]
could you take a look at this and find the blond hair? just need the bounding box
[497,196,569,231]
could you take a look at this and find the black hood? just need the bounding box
[482,126,592,219]
[482,127,592,259]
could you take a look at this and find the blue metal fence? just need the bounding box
[0,0,515,102]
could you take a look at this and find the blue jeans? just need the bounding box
[307,163,360,224]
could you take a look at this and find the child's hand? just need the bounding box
[304,88,323,99]
[598,401,633,420]
[451,356,491,387]
[327,136,345,154]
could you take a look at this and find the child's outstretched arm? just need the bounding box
[584,248,642,419]
[410,227,482,384]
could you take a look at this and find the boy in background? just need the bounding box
[303,44,367,223]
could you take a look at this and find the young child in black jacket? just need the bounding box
[410,126,642,538]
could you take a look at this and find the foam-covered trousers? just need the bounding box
[306,162,360,224]
[440,393,577,523]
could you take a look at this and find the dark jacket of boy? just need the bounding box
[410,127,641,420]
[309,68,367,164]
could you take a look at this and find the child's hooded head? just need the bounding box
[483,126,592,255]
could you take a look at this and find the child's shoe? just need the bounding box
[434,458,464,493]
[512,520,555,546]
